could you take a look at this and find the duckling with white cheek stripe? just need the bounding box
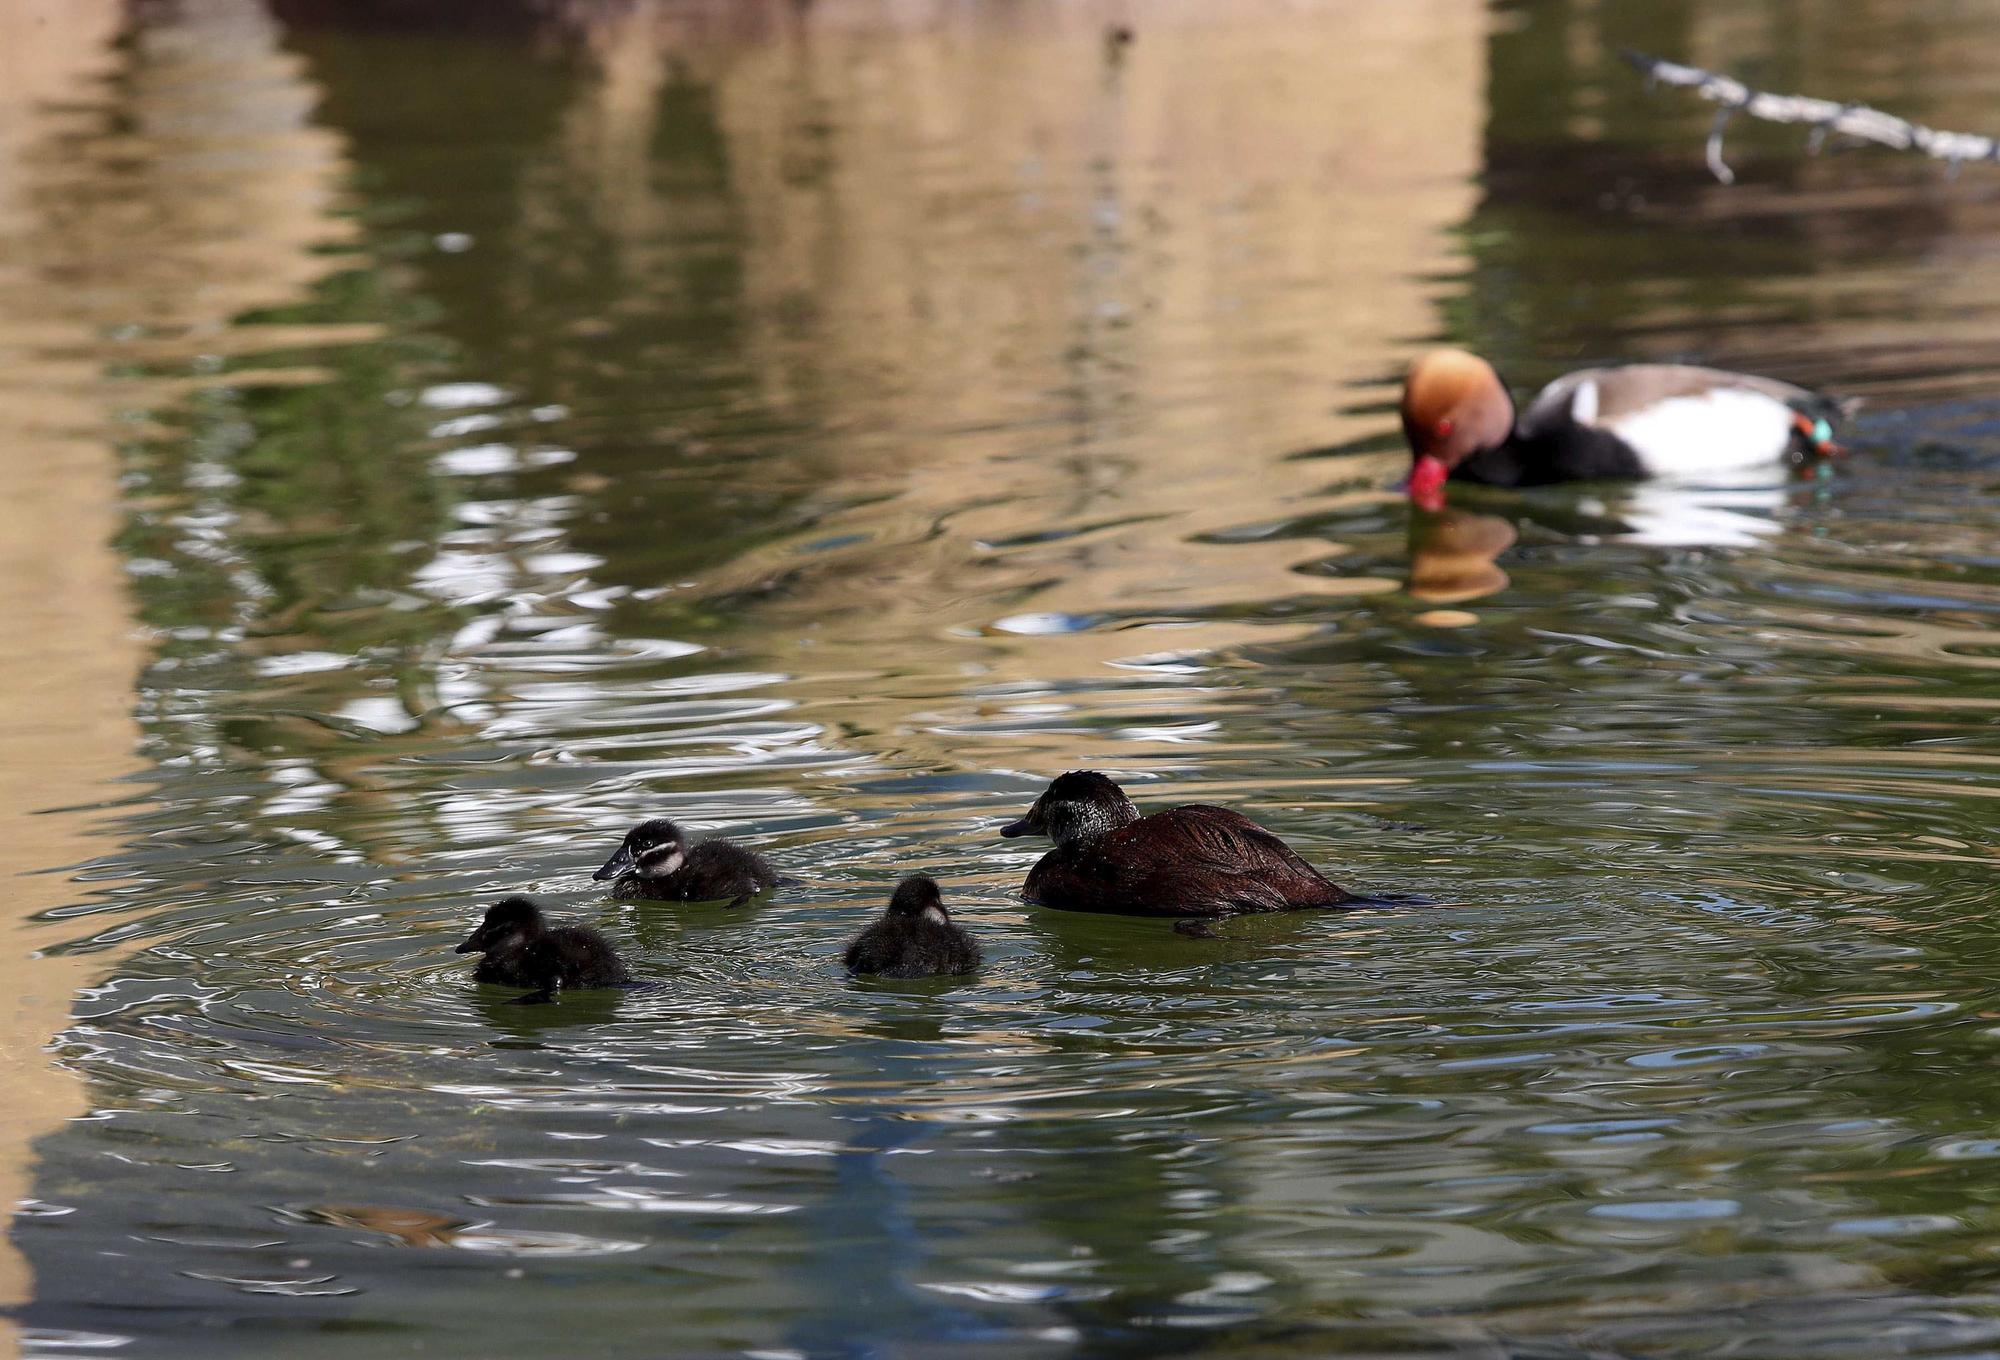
[593,818,780,906]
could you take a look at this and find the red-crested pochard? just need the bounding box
[1401,349,1851,510]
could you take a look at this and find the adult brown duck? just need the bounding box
[1400,348,1851,511]
[999,771,1367,918]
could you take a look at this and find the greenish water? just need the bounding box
[17,1,2000,1356]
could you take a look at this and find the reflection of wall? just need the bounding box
[720,0,1482,473]
[535,0,1486,766]
[0,6,134,1341]
[274,0,1484,773]
[0,0,351,1343]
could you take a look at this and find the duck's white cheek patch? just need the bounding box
[1608,391,1794,478]
[921,905,950,927]
[638,847,685,876]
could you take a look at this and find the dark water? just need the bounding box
[15,1,2000,1355]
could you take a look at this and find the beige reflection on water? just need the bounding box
[0,0,351,1345]
[547,0,1486,768]
[0,6,130,1337]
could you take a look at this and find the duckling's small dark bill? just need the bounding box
[999,817,1038,838]
[592,844,637,880]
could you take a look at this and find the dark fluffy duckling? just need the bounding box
[455,895,632,1001]
[1000,771,1361,918]
[843,876,981,979]
[1401,348,1851,510]
[593,818,778,906]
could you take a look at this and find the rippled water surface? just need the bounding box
[11,1,2000,1355]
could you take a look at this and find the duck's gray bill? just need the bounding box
[999,818,1035,839]
[593,844,636,880]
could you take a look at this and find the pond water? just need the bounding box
[10,0,2000,1356]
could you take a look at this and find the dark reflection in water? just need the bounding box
[13,0,2000,1357]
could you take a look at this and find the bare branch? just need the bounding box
[1622,49,1999,182]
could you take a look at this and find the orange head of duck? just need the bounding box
[1400,349,1515,511]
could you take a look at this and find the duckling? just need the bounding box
[1400,348,1853,510]
[455,895,631,1001]
[1001,771,1363,918]
[592,818,778,906]
[843,876,981,979]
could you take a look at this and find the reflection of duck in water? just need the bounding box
[1585,471,1797,548]
[1407,507,1516,604]
[1001,771,1368,918]
[1400,348,1850,510]
[1409,469,1815,595]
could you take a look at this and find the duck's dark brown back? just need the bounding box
[1025,804,1353,917]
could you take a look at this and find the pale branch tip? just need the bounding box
[1621,49,1999,183]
